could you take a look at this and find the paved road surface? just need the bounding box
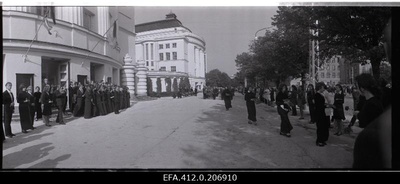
[2,93,360,169]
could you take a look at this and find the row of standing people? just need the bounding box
[71,83,131,119]
[2,81,131,142]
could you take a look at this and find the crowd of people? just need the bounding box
[241,72,391,168]
[2,78,132,141]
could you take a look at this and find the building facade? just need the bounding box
[3,7,141,108]
[317,55,341,86]
[135,12,207,94]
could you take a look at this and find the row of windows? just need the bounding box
[320,72,340,78]
[159,66,176,72]
[145,62,177,72]
[160,52,177,61]
[159,43,177,49]
[320,65,340,71]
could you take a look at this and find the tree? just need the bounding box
[205,69,232,87]
[272,6,391,80]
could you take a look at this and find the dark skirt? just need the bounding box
[316,116,330,143]
[333,105,345,120]
[278,106,293,133]
[73,98,83,117]
[19,104,33,130]
[246,101,256,122]
[35,103,42,119]
[309,104,316,123]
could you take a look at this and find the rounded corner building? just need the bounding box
[2,6,144,111]
[135,12,207,95]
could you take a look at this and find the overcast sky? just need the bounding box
[134,6,278,76]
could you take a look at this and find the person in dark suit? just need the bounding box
[124,87,130,108]
[109,85,115,113]
[120,86,125,110]
[276,83,293,137]
[245,86,257,125]
[73,84,84,117]
[106,85,114,114]
[55,85,66,124]
[3,82,16,138]
[84,85,93,119]
[221,87,233,111]
[95,86,105,116]
[113,86,120,114]
[33,86,42,121]
[91,85,99,117]
[26,86,36,129]
[17,84,33,133]
[314,82,332,147]
[41,85,53,127]
[306,84,316,124]
[289,85,298,116]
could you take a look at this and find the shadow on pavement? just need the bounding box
[181,94,356,169]
[29,154,71,168]
[2,142,54,169]
[181,96,278,168]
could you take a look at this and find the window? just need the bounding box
[326,65,330,70]
[172,43,177,48]
[173,52,177,60]
[327,72,330,78]
[332,72,336,78]
[146,61,149,66]
[159,53,164,61]
[159,44,163,49]
[166,44,170,49]
[151,43,154,60]
[320,72,324,78]
[160,67,166,71]
[151,61,154,66]
[166,53,171,60]
[83,8,95,31]
[171,66,176,72]
[332,65,335,71]
[145,44,149,60]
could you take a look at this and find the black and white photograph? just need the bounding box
[1,0,396,174]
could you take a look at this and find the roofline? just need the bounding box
[135,18,192,33]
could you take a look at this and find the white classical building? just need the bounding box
[135,12,207,94]
[2,7,146,104]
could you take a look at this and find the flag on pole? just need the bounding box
[50,6,56,25]
[113,20,117,38]
[43,7,53,35]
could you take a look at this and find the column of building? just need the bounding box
[136,61,148,96]
[122,54,137,96]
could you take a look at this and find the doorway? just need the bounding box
[77,75,88,85]
[16,74,34,95]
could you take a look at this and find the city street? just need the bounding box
[2,93,361,169]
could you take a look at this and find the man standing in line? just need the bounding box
[3,82,16,139]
